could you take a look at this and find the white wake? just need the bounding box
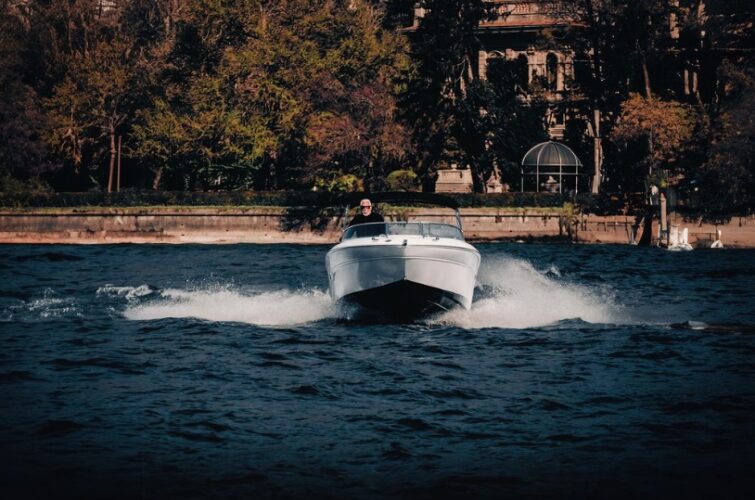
[104,256,623,329]
[103,285,337,326]
[433,256,624,329]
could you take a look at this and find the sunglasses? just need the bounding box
[360,205,371,208]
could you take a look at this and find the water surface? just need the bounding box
[1,244,754,499]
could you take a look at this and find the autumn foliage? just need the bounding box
[0,0,752,214]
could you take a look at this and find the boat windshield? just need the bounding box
[343,222,463,240]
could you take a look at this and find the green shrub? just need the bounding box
[386,170,418,191]
[313,174,363,193]
[0,174,51,194]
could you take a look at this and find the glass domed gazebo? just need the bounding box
[520,141,584,193]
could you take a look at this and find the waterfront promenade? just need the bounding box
[1,207,753,247]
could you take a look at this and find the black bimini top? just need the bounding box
[340,191,460,209]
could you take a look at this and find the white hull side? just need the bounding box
[326,238,480,310]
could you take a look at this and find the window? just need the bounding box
[546,53,558,92]
[516,54,529,89]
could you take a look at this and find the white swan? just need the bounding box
[711,229,724,249]
[668,226,693,251]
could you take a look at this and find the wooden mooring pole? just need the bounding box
[659,193,668,247]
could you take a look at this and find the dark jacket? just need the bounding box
[348,212,384,226]
[348,211,385,237]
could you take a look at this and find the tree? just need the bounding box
[0,1,55,183]
[403,0,494,192]
[610,93,698,191]
[45,35,139,191]
[449,64,548,191]
[132,58,282,191]
[14,1,153,191]
[672,1,755,214]
[293,1,411,190]
[694,58,755,215]
[405,2,550,192]
[129,0,410,190]
[549,0,677,193]
[130,99,193,189]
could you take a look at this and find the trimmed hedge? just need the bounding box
[448,192,644,214]
[0,190,646,215]
[0,190,334,208]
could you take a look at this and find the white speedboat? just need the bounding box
[325,193,481,320]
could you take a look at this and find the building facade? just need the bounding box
[413,1,575,139]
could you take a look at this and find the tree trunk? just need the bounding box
[367,158,375,190]
[470,162,486,194]
[116,135,122,192]
[583,0,604,194]
[152,166,163,190]
[107,130,116,193]
[641,54,652,99]
[642,55,654,175]
[269,152,280,190]
[591,107,602,194]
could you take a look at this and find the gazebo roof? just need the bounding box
[521,141,583,167]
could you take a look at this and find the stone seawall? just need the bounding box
[0,207,753,247]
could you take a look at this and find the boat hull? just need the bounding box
[326,239,480,320]
[340,279,466,320]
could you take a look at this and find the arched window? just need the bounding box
[546,53,558,92]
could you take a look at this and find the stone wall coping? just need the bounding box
[0,206,586,217]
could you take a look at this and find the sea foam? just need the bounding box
[433,256,623,329]
[120,256,623,329]
[124,287,336,326]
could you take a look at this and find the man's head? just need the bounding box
[359,198,373,215]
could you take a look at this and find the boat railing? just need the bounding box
[342,222,464,241]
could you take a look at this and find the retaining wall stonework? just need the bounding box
[0,208,753,247]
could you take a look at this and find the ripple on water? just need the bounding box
[168,430,225,444]
[0,370,38,384]
[12,252,84,263]
[422,388,481,400]
[35,419,85,437]
[47,357,150,375]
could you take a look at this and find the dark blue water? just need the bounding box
[1,244,754,499]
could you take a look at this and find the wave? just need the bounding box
[433,256,624,329]
[1,288,80,321]
[123,286,337,326]
[97,284,155,300]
